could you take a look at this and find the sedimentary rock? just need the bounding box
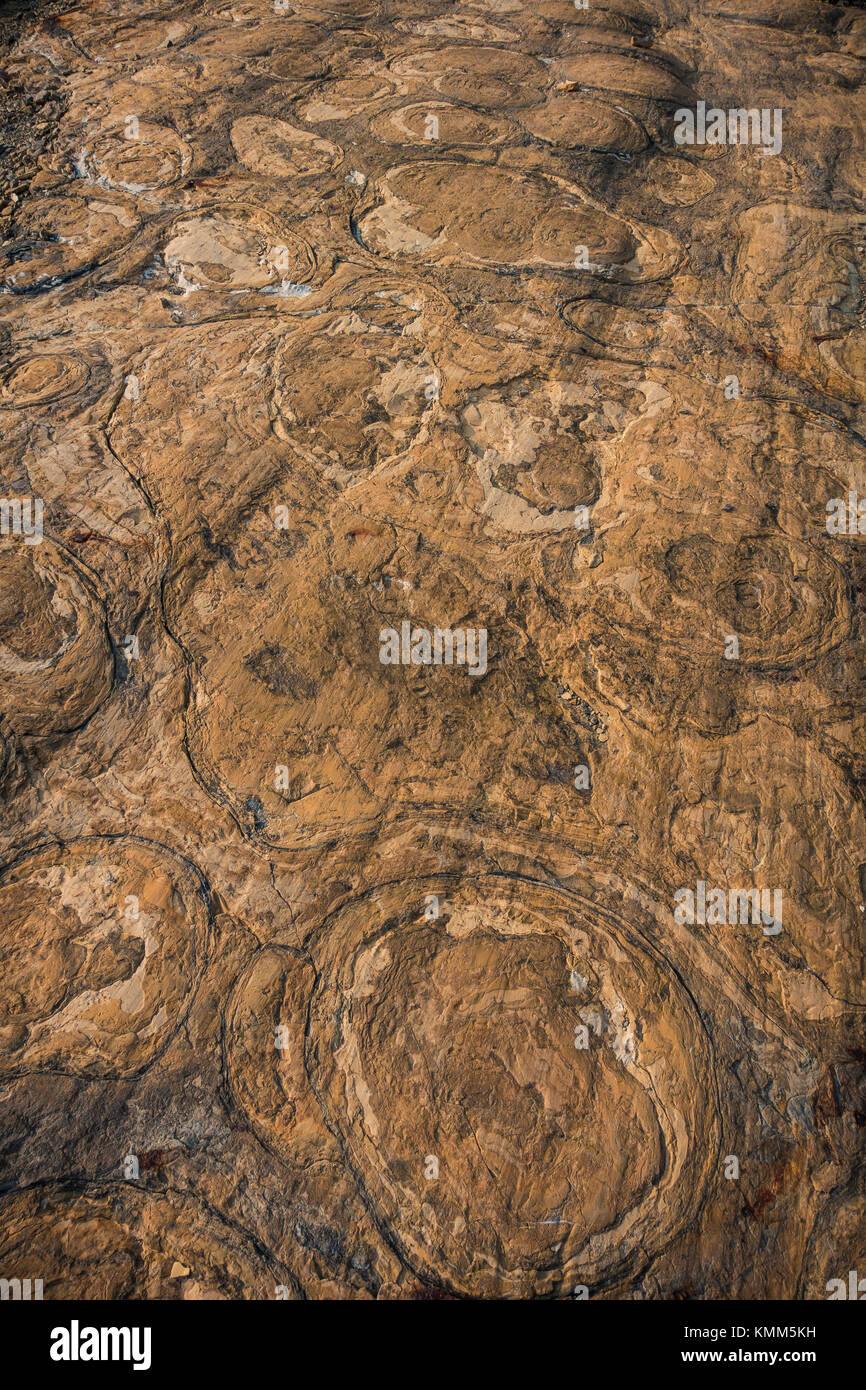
[0,0,863,1302]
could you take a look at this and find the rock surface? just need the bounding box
[0,0,864,1300]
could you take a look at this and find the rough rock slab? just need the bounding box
[0,0,864,1302]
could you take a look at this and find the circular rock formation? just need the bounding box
[540,511,852,735]
[521,94,648,153]
[388,45,549,108]
[1,191,140,293]
[0,351,94,411]
[357,161,679,280]
[562,297,699,363]
[171,528,582,849]
[0,536,114,737]
[299,74,398,122]
[270,319,437,480]
[163,204,316,292]
[79,16,191,63]
[258,44,330,84]
[588,527,849,671]
[0,837,212,1079]
[369,101,517,148]
[84,123,192,191]
[307,873,719,1297]
[460,376,600,535]
[108,309,437,508]
[230,116,341,178]
[551,51,694,103]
